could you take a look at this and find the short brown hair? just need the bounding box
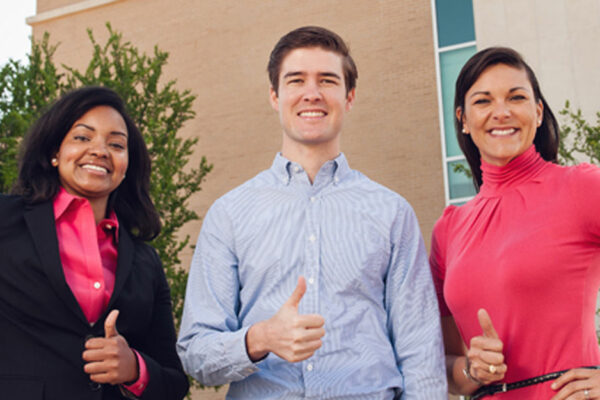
[268,26,358,95]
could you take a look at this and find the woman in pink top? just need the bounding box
[0,86,188,399]
[430,47,600,399]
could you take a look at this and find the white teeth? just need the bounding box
[490,128,516,136]
[82,164,108,173]
[299,111,325,117]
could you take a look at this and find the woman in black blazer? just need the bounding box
[0,86,188,399]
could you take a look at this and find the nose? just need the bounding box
[492,100,511,120]
[302,80,323,102]
[88,138,109,158]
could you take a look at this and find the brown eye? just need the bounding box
[110,142,126,150]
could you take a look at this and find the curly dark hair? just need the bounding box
[13,86,161,240]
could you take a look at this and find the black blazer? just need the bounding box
[0,194,189,400]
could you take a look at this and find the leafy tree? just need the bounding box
[0,33,64,193]
[0,23,212,333]
[558,100,600,166]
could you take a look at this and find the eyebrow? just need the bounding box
[282,71,342,80]
[469,86,530,98]
[75,123,128,137]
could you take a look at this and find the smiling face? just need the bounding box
[459,63,543,166]
[53,105,129,209]
[270,46,355,157]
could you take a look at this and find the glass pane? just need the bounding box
[448,159,477,199]
[435,0,475,47]
[440,46,476,158]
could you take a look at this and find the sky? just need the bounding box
[0,1,37,66]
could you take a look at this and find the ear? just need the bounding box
[269,86,279,112]
[456,107,468,134]
[345,88,356,112]
[536,99,543,127]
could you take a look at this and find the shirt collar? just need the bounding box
[53,187,120,241]
[271,152,351,186]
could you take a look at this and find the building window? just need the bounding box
[432,0,477,205]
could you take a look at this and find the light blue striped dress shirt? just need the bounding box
[177,153,447,399]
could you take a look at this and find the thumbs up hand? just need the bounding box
[465,309,507,386]
[83,310,139,385]
[246,277,325,363]
[104,309,120,338]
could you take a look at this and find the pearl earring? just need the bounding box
[462,128,468,134]
[51,158,58,166]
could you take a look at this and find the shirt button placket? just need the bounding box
[303,192,320,397]
[305,195,320,314]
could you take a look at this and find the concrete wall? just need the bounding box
[473,0,600,122]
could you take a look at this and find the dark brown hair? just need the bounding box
[268,26,358,95]
[454,47,559,190]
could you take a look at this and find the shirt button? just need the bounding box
[310,196,316,203]
[308,277,315,285]
[93,282,101,290]
[334,176,339,183]
[306,363,313,371]
[308,234,316,243]
[293,166,300,173]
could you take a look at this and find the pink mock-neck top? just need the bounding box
[431,145,600,398]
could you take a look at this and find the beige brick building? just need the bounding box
[26,1,600,399]
[28,0,447,257]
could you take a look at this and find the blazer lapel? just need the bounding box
[24,201,90,326]
[105,225,134,314]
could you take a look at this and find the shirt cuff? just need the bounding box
[122,349,149,397]
[233,326,261,377]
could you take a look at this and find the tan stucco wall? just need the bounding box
[473,0,600,122]
[30,0,445,261]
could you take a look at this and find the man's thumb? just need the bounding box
[285,276,307,309]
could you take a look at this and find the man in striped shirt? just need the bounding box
[177,26,447,399]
